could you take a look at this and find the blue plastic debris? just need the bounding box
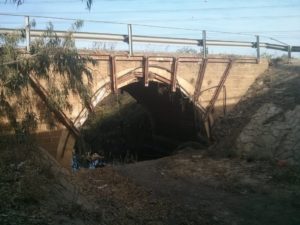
[71,154,80,172]
[89,153,105,169]
[89,158,105,169]
[71,152,105,171]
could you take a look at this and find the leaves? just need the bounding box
[0,21,96,137]
[9,0,93,10]
[84,0,93,10]
[8,0,24,6]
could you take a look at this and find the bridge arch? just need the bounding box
[75,65,203,128]
[56,65,205,165]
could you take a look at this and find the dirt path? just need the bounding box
[2,146,299,225]
[113,151,300,225]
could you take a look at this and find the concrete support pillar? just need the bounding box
[56,129,76,168]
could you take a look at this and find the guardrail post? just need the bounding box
[127,24,133,56]
[256,35,260,63]
[25,16,30,52]
[202,30,207,58]
[287,45,291,59]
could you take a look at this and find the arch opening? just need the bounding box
[75,81,207,163]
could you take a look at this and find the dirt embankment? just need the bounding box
[212,59,300,164]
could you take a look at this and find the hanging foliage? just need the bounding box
[0,21,96,139]
[9,0,93,10]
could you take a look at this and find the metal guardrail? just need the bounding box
[0,16,299,60]
[292,46,300,52]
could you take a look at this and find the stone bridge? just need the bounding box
[12,53,269,166]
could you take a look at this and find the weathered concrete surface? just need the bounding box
[236,103,300,164]
[0,53,269,166]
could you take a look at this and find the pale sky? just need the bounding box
[1,0,300,56]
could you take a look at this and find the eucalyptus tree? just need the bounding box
[0,21,95,139]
